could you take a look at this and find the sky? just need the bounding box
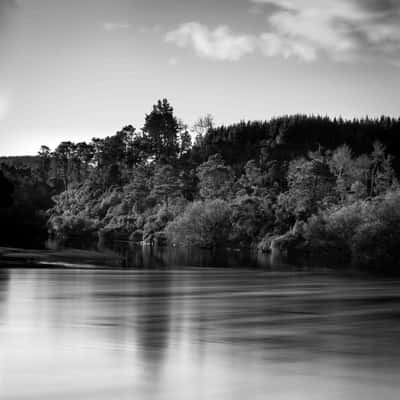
[1,0,400,155]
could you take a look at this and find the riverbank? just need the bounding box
[0,247,122,269]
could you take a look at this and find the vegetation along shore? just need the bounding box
[1,99,400,272]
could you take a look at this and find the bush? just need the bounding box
[304,202,363,254]
[230,195,273,247]
[129,229,143,243]
[49,215,98,241]
[165,199,232,248]
[143,206,174,244]
[352,191,400,269]
[304,190,400,270]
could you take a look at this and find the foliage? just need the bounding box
[166,200,232,248]
[196,154,235,200]
[230,195,274,246]
[0,170,14,208]
[0,163,53,248]
[143,98,180,162]
[304,190,400,269]
[50,215,98,241]
[4,98,400,271]
[151,164,182,206]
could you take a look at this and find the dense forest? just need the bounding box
[1,99,400,271]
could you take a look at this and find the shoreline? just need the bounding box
[0,247,123,269]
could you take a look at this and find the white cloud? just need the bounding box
[165,22,316,62]
[259,32,317,61]
[165,2,400,65]
[251,0,400,63]
[165,22,256,61]
[103,22,131,32]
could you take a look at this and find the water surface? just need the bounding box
[1,248,400,399]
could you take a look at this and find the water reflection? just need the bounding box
[99,241,276,270]
[1,254,400,399]
[0,270,9,320]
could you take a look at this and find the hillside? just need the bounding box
[1,100,400,271]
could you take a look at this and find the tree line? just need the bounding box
[1,99,400,270]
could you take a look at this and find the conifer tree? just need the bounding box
[143,99,179,162]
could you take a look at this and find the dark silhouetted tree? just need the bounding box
[54,141,75,191]
[0,170,14,208]
[37,145,52,183]
[143,99,179,162]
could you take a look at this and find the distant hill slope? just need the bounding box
[193,115,400,172]
[0,156,39,169]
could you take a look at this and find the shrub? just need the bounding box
[129,229,143,243]
[165,199,232,248]
[49,215,98,240]
[304,190,400,270]
[352,191,400,269]
[143,206,174,243]
[230,195,273,247]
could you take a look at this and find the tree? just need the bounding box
[143,99,179,162]
[165,199,232,248]
[54,141,75,191]
[37,145,52,183]
[238,160,264,195]
[0,170,14,208]
[370,141,395,196]
[95,130,130,168]
[281,155,336,220]
[349,154,371,200]
[197,154,235,200]
[230,195,273,246]
[126,165,150,213]
[126,128,151,167]
[151,164,181,207]
[192,114,214,146]
[329,144,354,203]
[178,120,192,157]
[74,142,95,181]
[105,164,122,188]
[90,129,136,188]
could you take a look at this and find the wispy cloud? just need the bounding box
[164,21,315,62]
[139,25,162,34]
[165,0,400,65]
[259,32,317,61]
[252,0,400,63]
[165,22,256,61]
[103,22,131,32]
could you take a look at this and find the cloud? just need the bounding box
[103,22,131,32]
[139,25,161,34]
[166,1,400,65]
[165,21,318,62]
[165,22,256,61]
[259,32,317,61]
[251,0,400,63]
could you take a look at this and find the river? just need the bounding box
[1,246,400,399]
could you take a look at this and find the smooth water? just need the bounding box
[1,247,400,399]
